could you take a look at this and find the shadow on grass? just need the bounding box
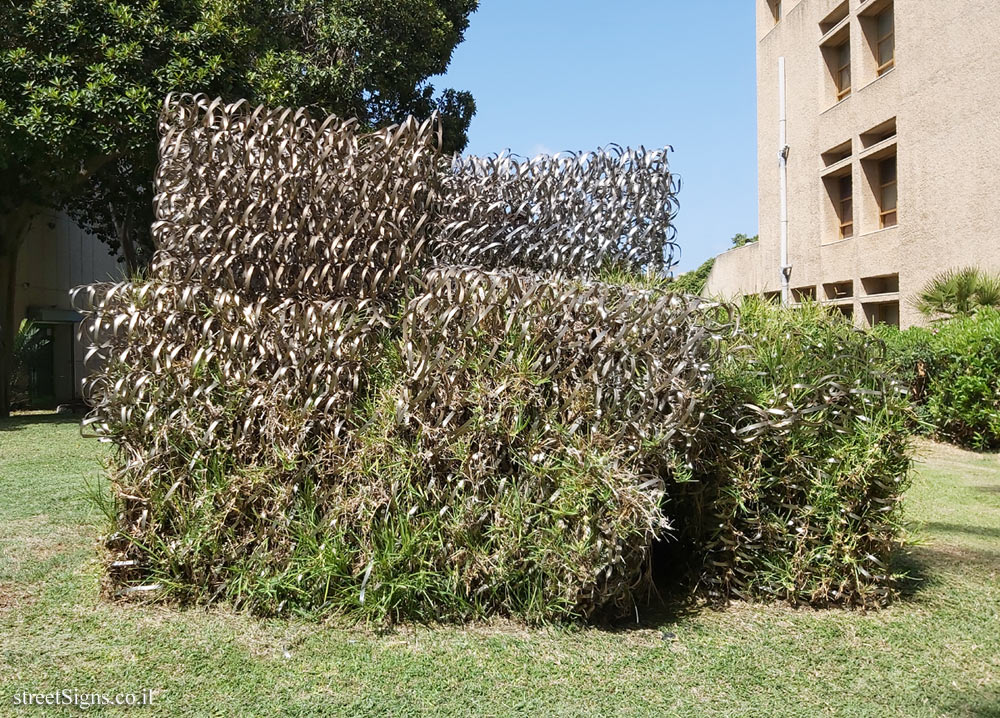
[604,585,704,633]
[0,412,82,432]
[923,522,1000,540]
[891,547,937,600]
[893,536,1000,604]
[599,546,707,632]
[943,688,1000,718]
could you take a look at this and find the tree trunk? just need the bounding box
[0,209,33,418]
[1,242,22,418]
[111,201,138,275]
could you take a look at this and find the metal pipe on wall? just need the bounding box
[778,56,790,305]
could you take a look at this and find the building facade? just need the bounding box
[12,212,122,407]
[706,0,1000,328]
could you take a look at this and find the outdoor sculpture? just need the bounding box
[72,94,713,619]
[72,95,907,619]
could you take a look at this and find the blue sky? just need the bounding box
[436,1,758,273]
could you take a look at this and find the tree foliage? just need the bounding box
[670,257,715,295]
[0,0,478,414]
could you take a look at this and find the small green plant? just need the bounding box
[913,266,1000,319]
[8,320,52,410]
[669,257,714,295]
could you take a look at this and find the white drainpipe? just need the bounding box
[778,56,791,305]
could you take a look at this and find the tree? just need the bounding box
[915,267,1000,320]
[731,233,759,248]
[670,257,715,295]
[0,0,478,415]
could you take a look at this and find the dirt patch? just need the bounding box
[0,582,34,613]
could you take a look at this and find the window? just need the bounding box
[830,304,854,320]
[822,140,852,167]
[838,175,854,238]
[862,274,899,295]
[771,0,781,23]
[876,8,894,75]
[792,286,817,303]
[864,300,900,327]
[878,156,897,227]
[835,41,851,100]
[824,281,854,300]
[820,2,849,34]
[860,117,896,149]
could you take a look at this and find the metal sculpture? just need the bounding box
[73,94,912,620]
[434,148,679,274]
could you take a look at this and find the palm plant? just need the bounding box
[914,267,1000,319]
[9,320,52,409]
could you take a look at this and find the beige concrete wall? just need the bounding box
[704,243,765,299]
[708,0,1000,328]
[13,211,122,401]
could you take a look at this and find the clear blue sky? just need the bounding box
[436,0,758,273]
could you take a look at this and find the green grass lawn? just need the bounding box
[1,414,998,717]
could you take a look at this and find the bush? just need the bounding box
[880,309,1000,449]
[682,299,913,606]
[914,266,1000,319]
[85,273,728,622]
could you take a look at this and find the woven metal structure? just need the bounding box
[434,148,679,274]
[401,266,718,447]
[71,95,731,619]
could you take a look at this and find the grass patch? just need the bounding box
[1,416,998,716]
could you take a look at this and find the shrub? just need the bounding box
[880,309,1000,449]
[88,287,914,620]
[681,299,913,606]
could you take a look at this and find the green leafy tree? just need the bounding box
[670,257,715,295]
[730,232,759,248]
[0,0,478,415]
[914,267,1000,320]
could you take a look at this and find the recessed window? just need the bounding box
[835,41,852,101]
[822,140,852,167]
[820,2,849,35]
[860,117,896,149]
[792,286,817,303]
[878,155,897,228]
[862,274,899,295]
[824,281,854,301]
[875,8,895,75]
[830,304,854,320]
[770,0,782,23]
[837,175,854,238]
[864,300,900,327]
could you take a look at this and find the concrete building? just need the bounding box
[705,0,1000,327]
[11,212,122,407]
